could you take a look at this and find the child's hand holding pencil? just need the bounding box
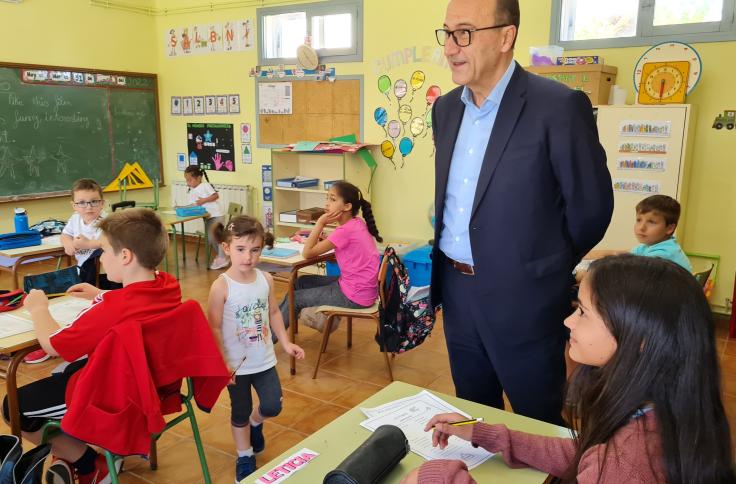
[424,412,483,449]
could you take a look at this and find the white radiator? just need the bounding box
[170,181,254,234]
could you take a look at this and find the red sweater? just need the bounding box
[417,412,665,483]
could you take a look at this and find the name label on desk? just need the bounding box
[256,448,319,483]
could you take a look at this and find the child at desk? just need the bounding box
[2,208,182,484]
[403,255,734,484]
[184,165,227,270]
[207,216,305,481]
[279,181,383,332]
[576,195,692,281]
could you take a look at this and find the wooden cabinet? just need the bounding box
[270,149,375,239]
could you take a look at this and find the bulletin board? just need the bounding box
[256,76,362,147]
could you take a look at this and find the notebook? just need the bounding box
[262,247,299,258]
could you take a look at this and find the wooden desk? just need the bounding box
[259,245,334,375]
[242,381,570,483]
[0,296,81,438]
[0,237,69,289]
[157,210,211,280]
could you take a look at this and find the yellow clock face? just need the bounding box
[638,61,690,104]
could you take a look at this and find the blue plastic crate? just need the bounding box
[403,244,432,287]
[175,206,208,217]
[326,260,340,276]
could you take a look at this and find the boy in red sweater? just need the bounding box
[2,208,180,484]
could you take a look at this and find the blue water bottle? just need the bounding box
[14,208,29,233]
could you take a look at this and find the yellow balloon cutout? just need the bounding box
[410,71,426,91]
[381,140,395,159]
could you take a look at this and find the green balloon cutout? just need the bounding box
[378,75,391,94]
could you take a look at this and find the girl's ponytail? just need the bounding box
[359,198,383,243]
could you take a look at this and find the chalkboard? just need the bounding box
[0,63,162,201]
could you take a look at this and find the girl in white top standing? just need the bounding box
[184,165,227,270]
[207,215,305,482]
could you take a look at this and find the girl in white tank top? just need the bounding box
[207,216,305,480]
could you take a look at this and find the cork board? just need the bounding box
[258,79,361,146]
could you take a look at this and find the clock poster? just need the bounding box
[186,123,235,172]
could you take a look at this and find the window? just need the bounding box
[552,0,736,48]
[258,0,362,65]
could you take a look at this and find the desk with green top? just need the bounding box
[243,381,569,483]
[157,209,210,280]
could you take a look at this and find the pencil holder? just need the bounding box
[323,424,409,484]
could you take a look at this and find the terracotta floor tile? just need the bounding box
[289,402,348,435]
[330,382,384,408]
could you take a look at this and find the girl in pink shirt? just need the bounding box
[278,181,382,332]
[403,255,734,484]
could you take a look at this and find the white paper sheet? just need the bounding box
[16,298,92,326]
[0,313,34,339]
[360,391,493,469]
[258,82,292,115]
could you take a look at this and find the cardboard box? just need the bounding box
[296,207,325,224]
[526,64,617,106]
[279,210,298,223]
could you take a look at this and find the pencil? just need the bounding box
[230,355,247,378]
[433,417,483,429]
[7,294,24,306]
[45,293,67,298]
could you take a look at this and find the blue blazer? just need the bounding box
[431,63,613,343]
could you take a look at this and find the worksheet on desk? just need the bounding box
[16,298,92,326]
[360,391,493,469]
[0,313,34,339]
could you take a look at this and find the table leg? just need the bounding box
[171,225,180,280]
[204,218,210,268]
[180,222,186,262]
[288,268,298,375]
[7,345,40,438]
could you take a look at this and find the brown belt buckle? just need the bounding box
[452,259,475,276]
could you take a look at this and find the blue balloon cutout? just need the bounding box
[399,137,413,157]
[374,107,388,127]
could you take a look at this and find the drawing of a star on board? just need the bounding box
[23,146,42,177]
[0,146,16,180]
[203,130,213,143]
[51,146,71,175]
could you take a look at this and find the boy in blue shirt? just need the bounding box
[630,195,691,272]
[577,195,691,279]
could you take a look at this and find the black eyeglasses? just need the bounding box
[73,200,103,208]
[435,24,511,47]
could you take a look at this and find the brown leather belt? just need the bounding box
[447,256,475,276]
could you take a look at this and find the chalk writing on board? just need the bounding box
[51,145,70,175]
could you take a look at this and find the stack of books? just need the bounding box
[276,176,319,188]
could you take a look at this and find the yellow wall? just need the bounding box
[2,0,734,311]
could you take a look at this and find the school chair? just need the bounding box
[311,254,394,381]
[194,201,243,263]
[111,200,136,212]
[39,300,227,484]
[693,264,714,289]
[119,178,160,210]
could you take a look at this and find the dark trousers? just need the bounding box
[440,255,567,425]
[78,250,122,290]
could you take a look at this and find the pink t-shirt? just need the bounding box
[327,217,379,306]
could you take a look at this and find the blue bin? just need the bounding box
[326,260,340,276]
[403,244,432,287]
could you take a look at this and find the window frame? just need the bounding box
[257,0,363,66]
[551,0,736,49]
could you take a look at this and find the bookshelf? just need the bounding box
[271,149,375,240]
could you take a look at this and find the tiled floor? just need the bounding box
[1,243,734,482]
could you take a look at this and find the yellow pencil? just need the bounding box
[45,293,67,298]
[433,417,483,429]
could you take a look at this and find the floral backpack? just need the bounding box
[376,247,436,354]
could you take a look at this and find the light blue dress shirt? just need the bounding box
[440,60,516,265]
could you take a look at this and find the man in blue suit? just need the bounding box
[431,0,613,425]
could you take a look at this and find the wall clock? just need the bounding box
[638,61,690,104]
[633,41,702,98]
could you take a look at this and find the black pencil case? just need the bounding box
[323,424,409,484]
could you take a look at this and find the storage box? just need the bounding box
[525,64,618,106]
[279,210,298,223]
[529,45,563,66]
[296,207,325,224]
[403,244,433,287]
[175,206,207,217]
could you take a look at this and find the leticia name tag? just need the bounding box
[255,448,319,483]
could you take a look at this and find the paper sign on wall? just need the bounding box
[258,82,292,115]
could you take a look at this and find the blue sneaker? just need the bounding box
[251,423,265,454]
[235,455,256,482]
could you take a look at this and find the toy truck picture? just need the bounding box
[712,110,735,130]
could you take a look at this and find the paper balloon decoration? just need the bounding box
[374,107,388,127]
[410,117,425,137]
[387,120,401,139]
[381,140,395,160]
[426,85,442,105]
[410,70,426,91]
[398,104,413,124]
[399,137,414,157]
[394,79,408,100]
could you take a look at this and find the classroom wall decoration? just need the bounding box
[619,120,671,137]
[617,157,666,172]
[618,141,668,155]
[166,19,253,58]
[186,123,235,172]
[171,94,240,115]
[373,70,438,168]
[613,179,661,194]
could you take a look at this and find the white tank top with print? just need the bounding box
[220,270,276,375]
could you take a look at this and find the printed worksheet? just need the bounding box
[360,391,493,469]
[0,313,34,339]
[16,297,91,326]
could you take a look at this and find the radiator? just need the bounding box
[170,181,254,234]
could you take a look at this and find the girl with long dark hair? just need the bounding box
[404,254,734,484]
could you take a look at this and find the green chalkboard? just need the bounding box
[0,63,162,201]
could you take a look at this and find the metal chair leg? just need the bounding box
[185,398,212,484]
[104,451,120,484]
[149,437,158,470]
[313,315,335,379]
[347,317,353,348]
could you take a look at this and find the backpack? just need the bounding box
[376,247,436,354]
